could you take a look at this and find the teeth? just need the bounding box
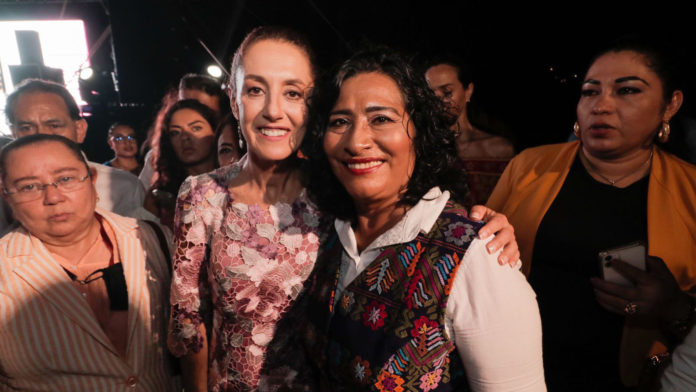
[347,161,382,170]
[260,128,288,137]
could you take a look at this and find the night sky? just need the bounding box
[1,0,694,162]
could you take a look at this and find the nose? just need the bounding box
[262,92,283,121]
[42,184,65,205]
[592,91,614,114]
[343,119,372,154]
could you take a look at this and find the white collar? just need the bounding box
[334,187,450,259]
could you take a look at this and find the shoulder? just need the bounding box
[506,141,577,170]
[178,164,240,200]
[90,161,142,185]
[433,201,485,248]
[478,135,515,158]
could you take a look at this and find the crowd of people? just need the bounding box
[0,25,695,392]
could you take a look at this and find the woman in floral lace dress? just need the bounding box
[167,26,520,392]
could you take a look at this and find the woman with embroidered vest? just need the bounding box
[168,26,522,392]
[301,48,545,391]
[487,38,696,391]
[0,134,175,391]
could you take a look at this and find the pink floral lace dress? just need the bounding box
[167,163,324,391]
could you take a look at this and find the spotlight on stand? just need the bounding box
[206,64,223,78]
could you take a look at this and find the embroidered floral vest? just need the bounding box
[304,201,481,392]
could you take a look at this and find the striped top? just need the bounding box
[0,209,175,391]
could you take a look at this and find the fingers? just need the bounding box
[606,259,649,284]
[646,256,672,278]
[468,206,519,267]
[477,212,510,240]
[592,282,637,314]
[468,205,490,222]
[486,227,519,266]
[590,276,639,299]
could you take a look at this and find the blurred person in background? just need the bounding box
[215,113,244,167]
[140,74,229,189]
[425,55,515,205]
[143,99,218,228]
[104,122,142,176]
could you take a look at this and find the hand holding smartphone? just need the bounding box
[598,242,646,287]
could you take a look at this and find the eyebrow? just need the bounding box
[12,168,80,184]
[330,105,401,116]
[583,76,650,86]
[187,120,204,126]
[245,74,307,87]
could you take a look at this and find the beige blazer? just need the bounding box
[0,209,174,391]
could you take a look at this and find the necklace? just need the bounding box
[583,150,653,187]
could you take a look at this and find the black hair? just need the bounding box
[214,113,245,162]
[178,73,231,117]
[107,122,136,138]
[228,25,317,97]
[4,79,81,125]
[423,53,474,87]
[302,46,469,221]
[0,134,89,181]
[588,35,683,102]
[155,99,219,194]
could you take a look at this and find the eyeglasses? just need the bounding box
[112,135,136,143]
[3,174,91,202]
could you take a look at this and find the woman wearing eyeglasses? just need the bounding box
[0,134,176,391]
[104,122,142,176]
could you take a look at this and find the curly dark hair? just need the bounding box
[155,99,219,194]
[302,47,469,221]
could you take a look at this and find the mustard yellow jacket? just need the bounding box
[487,140,696,385]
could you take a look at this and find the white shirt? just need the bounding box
[334,187,546,392]
[90,161,156,221]
[661,325,696,391]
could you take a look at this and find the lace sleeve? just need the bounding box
[167,176,217,357]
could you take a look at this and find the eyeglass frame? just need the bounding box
[111,135,136,143]
[2,173,92,201]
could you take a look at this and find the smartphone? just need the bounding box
[598,242,646,287]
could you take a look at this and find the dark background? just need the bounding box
[1,0,694,162]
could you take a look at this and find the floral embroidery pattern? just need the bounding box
[443,221,476,246]
[168,164,324,391]
[351,356,372,384]
[419,368,443,392]
[363,300,387,330]
[375,370,405,392]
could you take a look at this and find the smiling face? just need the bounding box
[108,125,138,159]
[231,39,313,165]
[576,50,682,158]
[10,92,87,143]
[3,141,97,244]
[167,108,216,165]
[425,64,473,122]
[323,72,416,208]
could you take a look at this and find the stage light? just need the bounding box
[207,64,223,78]
[79,67,94,80]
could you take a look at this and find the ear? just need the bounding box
[464,82,475,103]
[75,119,88,143]
[230,95,240,121]
[664,90,684,122]
[107,138,116,151]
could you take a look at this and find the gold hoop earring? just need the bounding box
[657,122,671,143]
[573,122,580,137]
